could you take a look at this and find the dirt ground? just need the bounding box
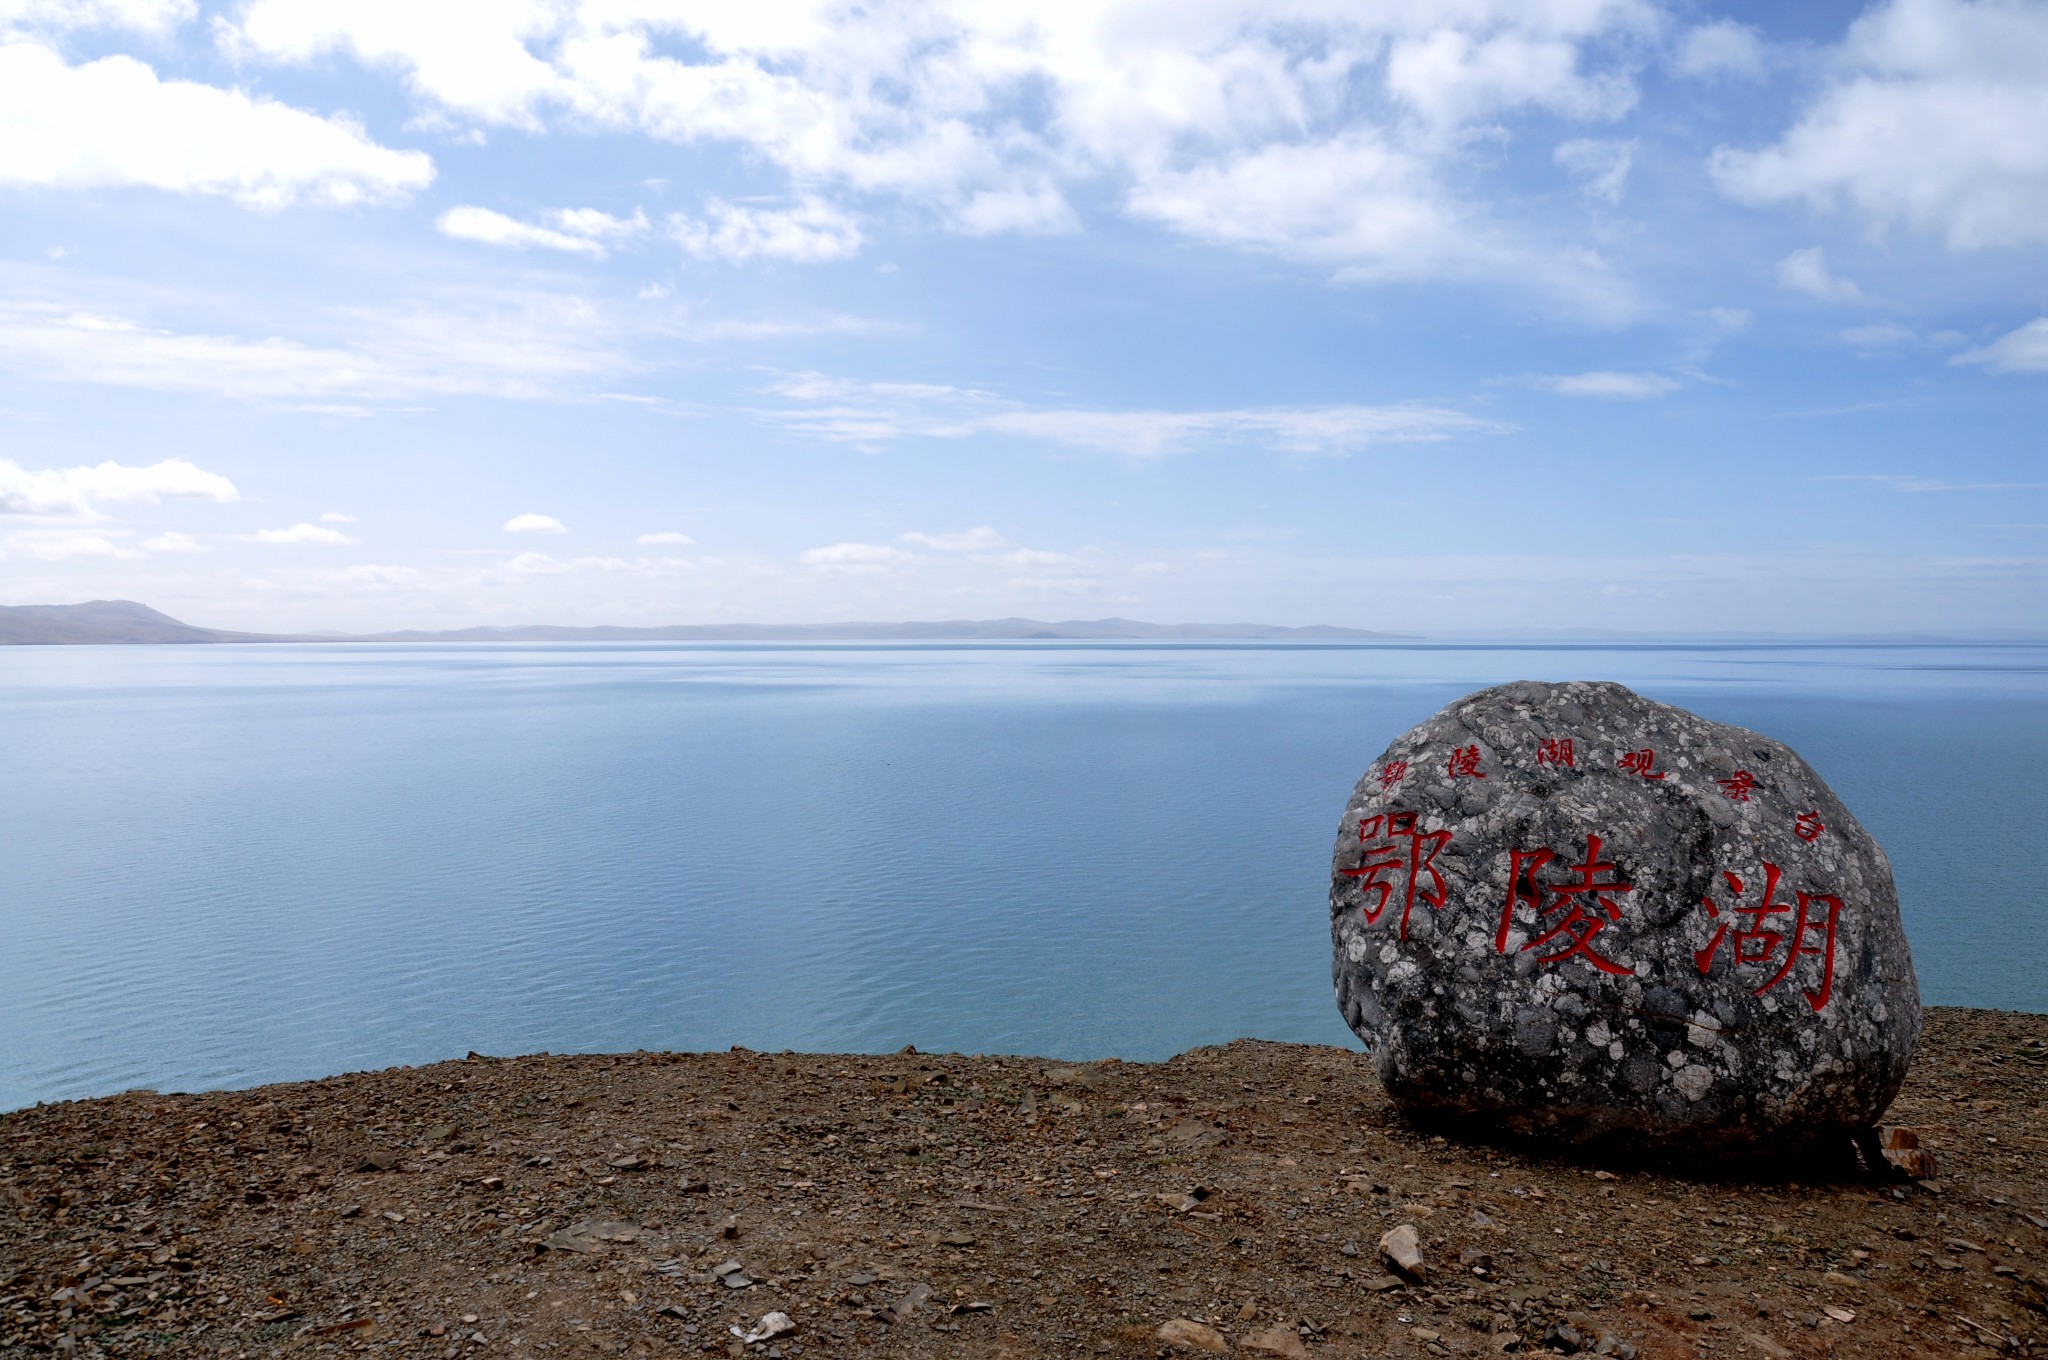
[4,1007,2045,1360]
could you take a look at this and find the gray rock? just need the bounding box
[1330,681,1920,1156]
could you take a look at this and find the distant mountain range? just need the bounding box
[0,600,1404,645]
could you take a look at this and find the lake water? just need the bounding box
[3,640,2044,1112]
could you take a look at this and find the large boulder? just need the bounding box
[1330,681,1920,1157]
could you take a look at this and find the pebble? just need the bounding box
[1156,1319,1228,1352]
[1380,1223,1426,1281]
[1046,1066,1105,1088]
[1240,1325,1309,1358]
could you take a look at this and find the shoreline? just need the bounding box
[5,1006,2044,1358]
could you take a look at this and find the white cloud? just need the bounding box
[551,207,647,241]
[1775,247,1866,303]
[1839,321,1918,348]
[1710,0,2048,249]
[1954,317,2048,373]
[900,526,1005,552]
[1,0,194,35]
[325,563,419,586]
[1537,370,1681,399]
[953,185,1078,237]
[219,0,567,128]
[635,530,692,545]
[1124,134,1452,278]
[504,512,567,534]
[1383,22,1642,128]
[3,530,136,560]
[439,206,605,257]
[438,204,648,257]
[971,404,1506,459]
[993,547,1088,573]
[672,198,864,264]
[141,529,204,552]
[0,39,434,207]
[1554,138,1635,204]
[4,531,138,560]
[492,551,687,578]
[0,295,627,404]
[1672,21,1767,80]
[798,542,914,571]
[0,455,239,516]
[311,561,419,589]
[1126,130,1636,314]
[689,311,907,342]
[0,290,897,410]
[222,2,1660,160]
[254,521,356,544]
[0,303,380,401]
[761,373,1510,459]
[218,1,1660,298]
[319,510,356,523]
[754,373,1002,444]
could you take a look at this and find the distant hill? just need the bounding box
[0,600,264,644]
[0,601,1404,644]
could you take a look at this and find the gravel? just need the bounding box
[4,1007,2044,1358]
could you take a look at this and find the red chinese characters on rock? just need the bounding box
[1447,745,1487,780]
[1495,834,1636,977]
[1341,811,1452,940]
[1694,863,1843,1011]
[1716,770,1756,802]
[1536,738,1575,768]
[1794,811,1826,842]
[1618,747,1666,780]
[1376,760,1410,792]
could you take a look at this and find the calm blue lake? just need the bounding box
[3,640,2044,1111]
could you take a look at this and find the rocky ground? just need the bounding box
[4,1007,2045,1360]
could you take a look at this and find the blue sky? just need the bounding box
[0,0,2042,633]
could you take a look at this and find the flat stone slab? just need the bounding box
[1330,680,1920,1156]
